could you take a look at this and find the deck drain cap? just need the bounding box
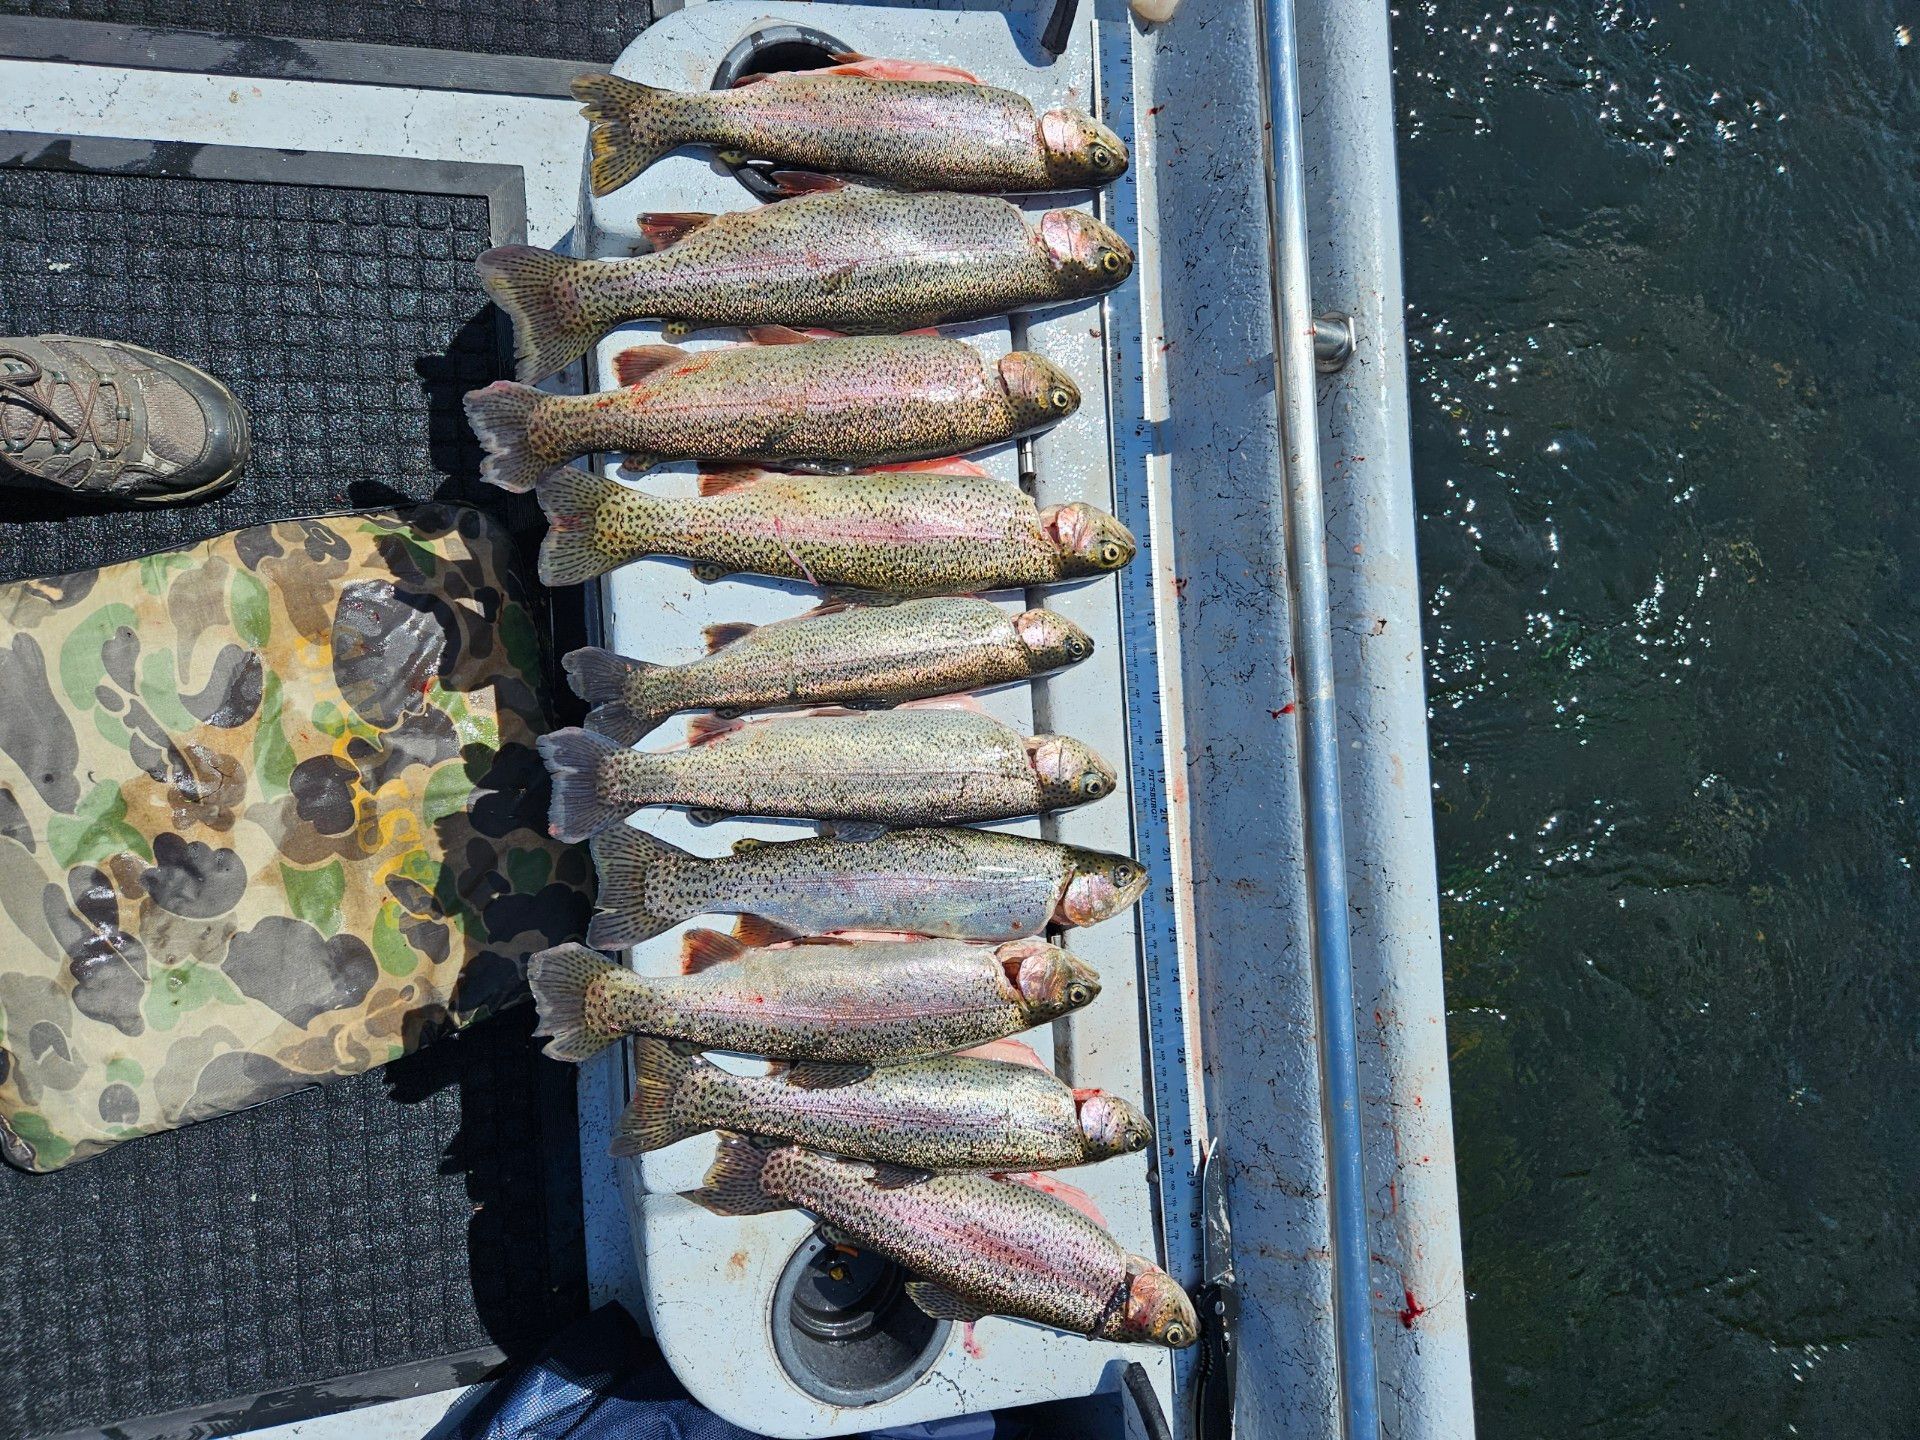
[771,1230,950,1405]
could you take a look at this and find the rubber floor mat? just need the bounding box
[0,163,588,1440]
[0,0,656,65]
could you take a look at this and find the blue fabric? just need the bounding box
[433,1304,779,1440]
[431,1303,1025,1440]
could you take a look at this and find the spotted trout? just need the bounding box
[691,1138,1198,1347]
[538,707,1117,841]
[533,462,1132,590]
[564,598,1093,745]
[478,190,1134,382]
[526,933,1099,1063]
[465,332,1079,494]
[585,824,1148,950]
[614,1041,1153,1171]
[571,59,1128,197]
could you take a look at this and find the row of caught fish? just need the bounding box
[511,57,1196,1349]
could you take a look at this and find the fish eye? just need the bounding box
[1066,634,1090,658]
[1049,386,1073,410]
[1129,1129,1149,1151]
[1098,541,1124,566]
[1164,1323,1189,1346]
[1101,250,1124,273]
[1113,863,1136,886]
[1067,982,1091,1006]
[1081,771,1107,797]
[1091,144,1112,169]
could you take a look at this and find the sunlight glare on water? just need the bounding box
[1394,1,1920,1434]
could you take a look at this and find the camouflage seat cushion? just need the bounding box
[0,505,588,1172]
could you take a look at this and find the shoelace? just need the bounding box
[0,348,125,456]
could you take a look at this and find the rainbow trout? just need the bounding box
[526,933,1098,1063]
[478,190,1133,382]
[691,1138,1198,1347]
[614,1041,1153,1171]
[571,61,1128,196]
[465,332,1079,494]
[564,598,1093,745]
[585,824,1149,950]
[533,463,1133,590]
[538,707,1117,841]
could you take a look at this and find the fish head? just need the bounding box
[1037,210,1134,291]
[1042,502,1136,575]
[997,352,1081,431]
[1075,1091,1154,1160]
[998,936,1102,1019]
[1057,849,1150,927]
[1013,607,1094,670]
[1115,1257,1200,1348]
[1038,107,1131,186]
[1026,732,1117,810]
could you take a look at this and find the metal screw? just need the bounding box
[1313,312,1356,372]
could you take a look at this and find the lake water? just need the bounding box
[1393,2,1920,1434]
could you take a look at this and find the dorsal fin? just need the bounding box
[697,466,770,497]
[734,914,802,948]
[745,324,826,346]
[702,621,759,652]
[820,53,983,84]
[769,170,848,197]
[731,837,769,854]
[681,927,748,974]
[612,344,689,387]
[636,211,718,252]
[687,713,745,746]
[868,456,993,477]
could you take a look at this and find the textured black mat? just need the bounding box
[0,161,589,1440]
[0,0,656,64]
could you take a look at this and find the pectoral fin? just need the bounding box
[777,1061,874,1090]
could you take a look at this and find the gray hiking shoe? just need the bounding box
[0,335,249,504]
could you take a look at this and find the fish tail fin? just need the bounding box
[526,942,630,1061]
[587,824,700,949]
[464,381,555,494]
[563,646,672,745]
[476,245,600,383]
[538,726,629,841]
[573,73,684,196]
[610,1038,712,1156]
[684,1133,789,1216]
[538,469,637,587]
